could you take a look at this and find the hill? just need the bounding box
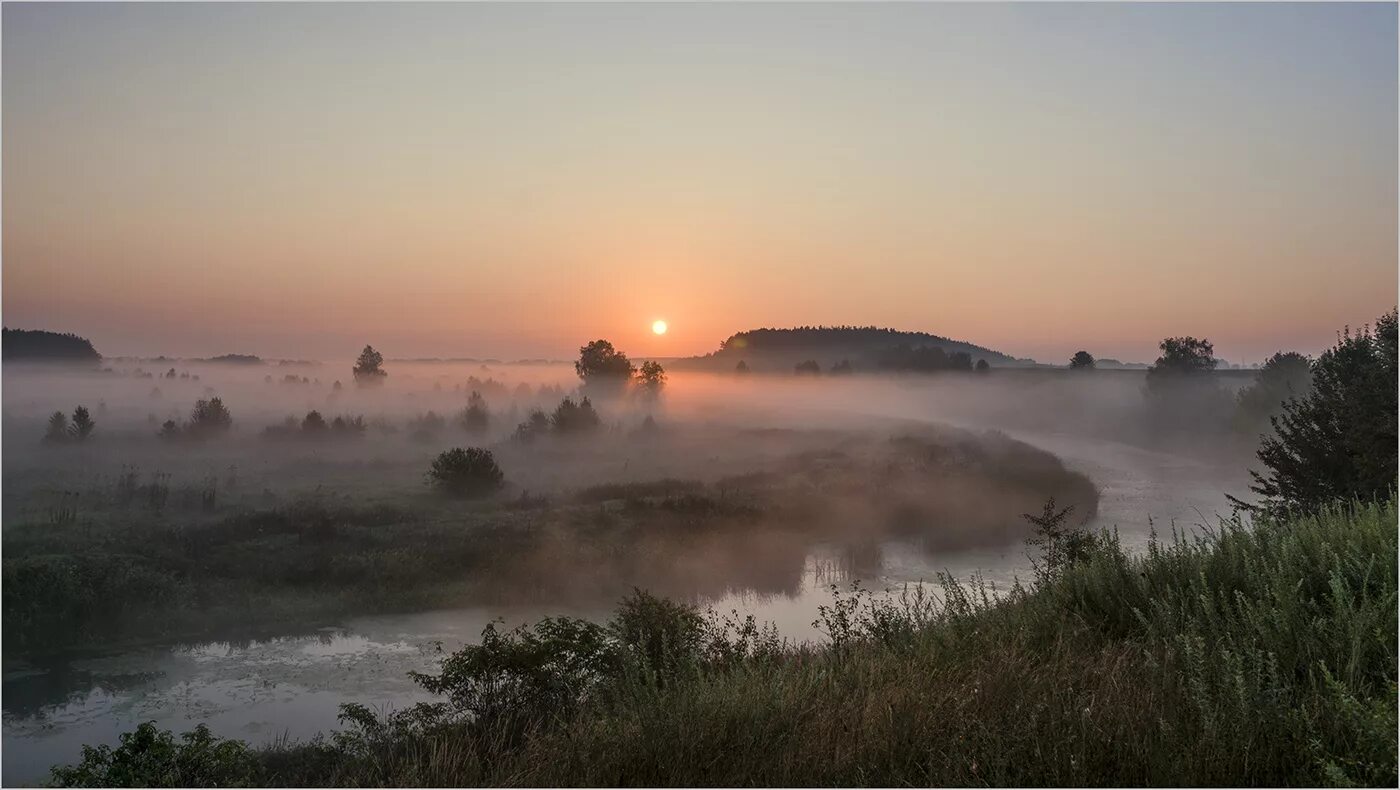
[674,326,1035,372]
[1,327,101,363]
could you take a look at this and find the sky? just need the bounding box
[3,2,1396,364]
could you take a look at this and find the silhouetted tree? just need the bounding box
[575,340,635,394]
[975,359,990,373]
[1243,310,1397,514]
[427,447,504,498]
[1143,337,1229,431]
[734,360,750,375]
[794,359,821,375]
[551,396,601,434]
[3,328,101,361]
[353,345,387,386]
[513,409,551,443]
[158,420,182,441]
[1069,351,1096,370]
[1146,337,1218,383]
[69,406,95,441]
[302,410,328,434]
[636,361,666,399]
[44,411,69,444]
[460,391,490,435]
[830,359,853,375]
[188,397,233,438]
[1233,351,1313,437]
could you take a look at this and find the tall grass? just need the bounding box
[51,500,1397,787]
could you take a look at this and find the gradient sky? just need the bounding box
[4,2,1396,363]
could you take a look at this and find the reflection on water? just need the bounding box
[1,436,1248,787]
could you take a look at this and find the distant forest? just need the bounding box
[678,326,1032,373]
[2,328,101,362]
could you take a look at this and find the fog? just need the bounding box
[2,357,1263,785]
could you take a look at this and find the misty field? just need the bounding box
[3,313,1395,787]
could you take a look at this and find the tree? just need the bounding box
[551,396,601,434]
[1069,351,1096,370]
[734,360,750,375]
[575,340,635,394]
[1243,309,1396,514]
[69,406,95,441]
[974,359,990,373]
[1146,337,1218,382]
[158,420,182,441]
[353,345,387,386]
[188,397,233,438]
[44,411,69,444]
[635,361,666,400]
[513,409,551,443]
[460,391,490,434]
[794,359,821,376]
[1143,336,1229,431]
[830,359,853,375]
[1233,351,1313,437]
[301,410,328,434]
[427,448,504,498]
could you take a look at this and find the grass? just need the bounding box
[49,498,1398,787]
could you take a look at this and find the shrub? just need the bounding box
[426,448,504,498]
[49,722,258,787]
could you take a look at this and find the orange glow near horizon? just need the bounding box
[1,3,1395,364]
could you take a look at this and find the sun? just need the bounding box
[652,319,668,335]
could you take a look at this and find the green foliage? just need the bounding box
[1069,350,1095,369]
[426,447,504,498]
[218,501,1395,788]
[352,344,387,385]
[1246,309,1397,514]
[1022,497,1098,584]
[50,722,258,787]
[575,340,635,393]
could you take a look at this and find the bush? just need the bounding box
[426,448,504,498]
[50,722,258,787]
